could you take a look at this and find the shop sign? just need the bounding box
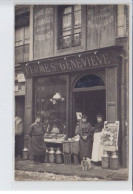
[17,73,25,82]
[15,85,19,92]
[22,47,120,77]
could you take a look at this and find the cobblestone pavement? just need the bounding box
[15,159,128,181]
[15,170,101,181]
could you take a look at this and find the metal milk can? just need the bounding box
[44,148,49,163]
[55,147,63,164]
[23,147,28,160]
[48,147,55,163]
[102,151,109,169]
[110,151,119,170]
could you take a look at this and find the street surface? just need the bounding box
[15,170,101,181]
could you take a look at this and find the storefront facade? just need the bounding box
[15,4,129,167]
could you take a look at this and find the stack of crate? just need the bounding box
[70,140,80,165]
[62,141,71,164]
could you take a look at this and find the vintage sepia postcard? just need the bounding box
[14,2,131,184]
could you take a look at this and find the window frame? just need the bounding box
[58,5,82,50]
[54,5,86,55]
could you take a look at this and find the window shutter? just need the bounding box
[106,67,118,121]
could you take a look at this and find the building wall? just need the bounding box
[32,5,118,60]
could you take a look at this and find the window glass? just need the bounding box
[74,5,81,11]
[75,75,104,88]
[35,75,67,135]
[15,26,30,64]
[59,5,81,49]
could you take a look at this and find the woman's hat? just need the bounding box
[82,115,87,119]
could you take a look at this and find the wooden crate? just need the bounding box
[63,153,71,164]
[70,141,80,155]
[63,141,71,154]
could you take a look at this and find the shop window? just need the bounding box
[35,75,67,135]
[75,74,104,88]
[58,5,81,49]
[15,13,30,64]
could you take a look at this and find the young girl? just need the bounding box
[91,113,104,165]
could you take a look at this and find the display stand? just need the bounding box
[102,121,119,152]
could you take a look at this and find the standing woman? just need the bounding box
[91,113,104,165]
[75,115,93,160]
[29,116,46,163]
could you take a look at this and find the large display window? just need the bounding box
[35,75,67,135]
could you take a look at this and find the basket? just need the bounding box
[63,141,71,154]
[70,141,80,155]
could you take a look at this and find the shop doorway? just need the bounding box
[74,90,106,127]
[72,74,106,134]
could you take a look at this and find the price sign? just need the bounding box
[17,73,25,82]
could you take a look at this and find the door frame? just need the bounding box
[70,72,106,137]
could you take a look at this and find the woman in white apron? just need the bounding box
[91,113,104,165]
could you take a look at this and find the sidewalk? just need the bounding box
[15,159,128,181]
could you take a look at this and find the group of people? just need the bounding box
[75,114,104,165]
[28,113,104,165]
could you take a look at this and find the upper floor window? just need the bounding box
[15,11,30,64]
[58,5,81,49]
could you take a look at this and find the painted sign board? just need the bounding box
[22,47,121,77]
[102,121,119,151]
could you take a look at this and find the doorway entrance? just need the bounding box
[74,90,106,126]
[72,74,106,134]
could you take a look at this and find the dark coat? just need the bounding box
[75,122,93,159]
[29,122,46,157]
[94,122,104,133]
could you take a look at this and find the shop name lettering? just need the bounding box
[25,52,113,75]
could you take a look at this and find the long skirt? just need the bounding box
[29,135,46,158]
[79,137,93,159]
[91,132,103,162]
